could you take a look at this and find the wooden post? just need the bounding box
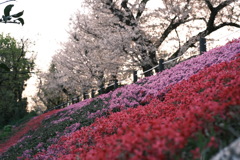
[114,79,118,89]
[158,59,164,72]
[99,85,104,95]
[66,98,69,106]
[133,70,137,83]
[91,90,95,98]
[200,37,206,55]
[83,92,87,100]
[72,98,75,104]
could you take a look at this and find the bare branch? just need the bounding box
[216,0,236,11]
[215,22,240,30]
[0,21,20,24]
[204,0,214,11]
[136,0,149,20]
[0,0,15,5]
[175,29,181,48]
[169,20,240,60]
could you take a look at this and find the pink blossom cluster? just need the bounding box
[43,98,93,123]
[51,117,73,125]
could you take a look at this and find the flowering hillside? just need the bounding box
[0,38,240,160]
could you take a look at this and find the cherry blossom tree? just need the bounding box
[79,0,240,75]
[34,64,68,110]
[39,0,240,108]
[37,14,135,109]
[59,0,240,77]
[54,25,124,90]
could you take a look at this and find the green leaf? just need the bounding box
[12,10,24,18]
[0,63,10,71]
[17,18,24,26]
[4,4,14,17]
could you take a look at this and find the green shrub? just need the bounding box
[0,125,12,140]
[3,125,12,132]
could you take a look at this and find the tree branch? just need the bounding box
[154,14,193,48]
[0,0,15,5]
[120,0,135,25]
[204,0,214,11]
[216,0,236,11]
[0,21,20,24]
[121,0,129,11]
[154,1,191,48]
[215,22,240,30]
[206,0,236,32]
[105,0,136,26]
[169,21,240,60]
[136,0,149,20]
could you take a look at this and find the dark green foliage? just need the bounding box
[0,125,12,141]
[0,63,10,71]
[9,111,37,127]
[0,111,37,141]
[0,34,34,128]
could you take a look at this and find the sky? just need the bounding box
[0,0,83,71]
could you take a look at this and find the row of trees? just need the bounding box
[36,0,240,110]
[0,34,34,127]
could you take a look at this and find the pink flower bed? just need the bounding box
[31,55,240,160]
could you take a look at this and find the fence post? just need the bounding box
[63,102,67,108]
[100,85,104,95]
[200,37,206,55]
[83,92,87,100]
[72,97,75,104]
[133,70,137,83]
[158,59,164,72]
[114,79,118,89]
[91,90,95,98]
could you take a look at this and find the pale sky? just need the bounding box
[0,0,83,71]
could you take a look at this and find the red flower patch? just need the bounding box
[32,58,240,160]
